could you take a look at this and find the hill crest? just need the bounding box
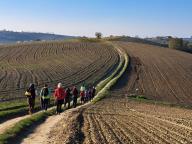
[0,30,75,44]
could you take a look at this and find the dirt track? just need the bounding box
[20,114,63,144]
[47,42,192,144]
[0,115,29,135]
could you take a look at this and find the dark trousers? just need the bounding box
[42,99,49,111]
[64,97,70,109]
[80,97,84,104]
[41,98,43,109]
[91,94,95,100]
[28,98,35,114]
[56,99,63,114]
[73,96,77,108]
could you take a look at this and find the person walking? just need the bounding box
[85,90,89,102]
[80,90,85,104]
[91,86,96,100]
[64,87,71,109]
[88,87,92,101]
[25,83,36,115]
[40,84,50,111]
[80,84,85,92]
[72,86,78,108]
[54,83,65,114]
[80,84,86,104]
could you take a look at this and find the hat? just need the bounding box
[58,83,62,88]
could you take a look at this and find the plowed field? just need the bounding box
[114,42,192,104]
[48,42,192,144]
[0,41,119,100]
[82,98,192,144]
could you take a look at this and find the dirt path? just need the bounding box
[0,106,56,135]
[0,115,29,134]
[0,106,54,135]
[20,114,63,144]
[20,104,89,144]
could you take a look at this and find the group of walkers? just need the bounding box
[25,83,96,115]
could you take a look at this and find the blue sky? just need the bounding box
[0,0,191,37]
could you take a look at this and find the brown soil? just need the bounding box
[6,42,192,144]
[20,114,63,144]
[0,41,119,100]
[48,42,192,144]
[115,42,192,104]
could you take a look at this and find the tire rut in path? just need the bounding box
[0,115,29,135]
[20,114,63,144]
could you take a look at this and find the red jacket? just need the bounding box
[72,88,78,96]
[54,88,65,100]
[80,91,85,97]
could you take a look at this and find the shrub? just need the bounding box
[168,37,184,50]
[95,32,102,39]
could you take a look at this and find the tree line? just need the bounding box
[168,37,192,51]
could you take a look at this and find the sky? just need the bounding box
[0,0,191,37]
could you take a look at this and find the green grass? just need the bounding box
[92,45,129,103]
[77,37,103,43]
[0,107,27,123]
[0,109,55,144]
[0,100,29,123]
[128,94,148,100]
[0,98,55,123]
[128,95,192,110]
[0,100,28,111]
[96,54,124,93]
[95,41,125,93]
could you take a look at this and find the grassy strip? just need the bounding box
[92,47,129,103]
[0,98,55,123]
[128,95,192,110]
[0,109,55,144]
[0,107,28,124]
[0,104,27,112]
[0,100,27,111]
[0,97,55,111]
[128,95,148,100]
[96,44,124,93]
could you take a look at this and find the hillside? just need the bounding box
[106,36,168,47]
[114,42,192,104]
[0,41,119,101]
[0,30,75,44]
[1,41,192,144]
